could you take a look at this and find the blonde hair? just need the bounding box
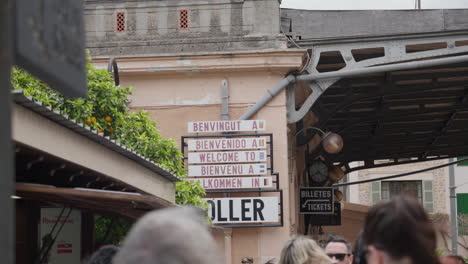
[279,236,333,264]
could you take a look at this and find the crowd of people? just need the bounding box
[85,196,465,264]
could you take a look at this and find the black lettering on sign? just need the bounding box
[229,199,239,221]
[241,199,251,221]
[217,200,227,222]
[253,199,265,221]
[207,200,215,221]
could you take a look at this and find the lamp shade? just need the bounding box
[334,190,344,202]
[322,132,344,154]
[328,165,345,183]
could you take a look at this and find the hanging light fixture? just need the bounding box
[296,126,344,154]
[321,132,344,154]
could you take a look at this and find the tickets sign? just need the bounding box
[187,137,267,151]
[188,120,266,133]
[188,150,267,164]
[205,197,279,224]
[188,163,268,177]
[192,176,273,189]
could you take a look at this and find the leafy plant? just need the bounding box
[94,215,133,246]
[11,60,208,210]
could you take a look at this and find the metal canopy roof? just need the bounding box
[298,60,468,172]
[291,36,468,172]
[280,9,468,173]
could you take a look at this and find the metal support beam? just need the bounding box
[449,158,458,255]
[287,34,468,124]
[421,112,457,159]
[334,157,468,186]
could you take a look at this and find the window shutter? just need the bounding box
[457,193,468,235]
[371,181,381,205]
[423,180,433,213]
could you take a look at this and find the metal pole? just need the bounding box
[221,80,229,121]
[449,158,458,254]
[0,0,14,263]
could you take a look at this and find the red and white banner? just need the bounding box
[188,163,268,177]
[188,120,266,133]
[188,150,267,164]
[205,197,279,224]
[187,137,267,151]
[192,176,273,189]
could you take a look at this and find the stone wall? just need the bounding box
[84,0,286,56]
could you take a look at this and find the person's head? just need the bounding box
[279,235,335,264]
[87,245,119,264]
[325,235,353,264]
[113,207,220,264]
[363,195,439,264]
[440,255,466,264]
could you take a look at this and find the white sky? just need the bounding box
[281,0,468,10]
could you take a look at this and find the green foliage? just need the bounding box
[94,215,133,245]
[11,61,208,209]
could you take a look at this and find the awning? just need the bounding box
[16,183,173,219]
[299,61,468,172]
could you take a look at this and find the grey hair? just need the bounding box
[113,207,220,264]
[87,245,119,264]
[279,236,333,264]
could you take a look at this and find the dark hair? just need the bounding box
[326,235,352,253]
[87,245,119,264]
[352,231,367,264]
[363,195,439,264]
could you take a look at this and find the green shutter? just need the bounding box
[423,180,433,213]
[457,193,468,214]
[457,193,468,235]
[457,157,468,166]
[371,181,381,205]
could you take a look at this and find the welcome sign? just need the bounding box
[188,120,266,133]
[187,137,267,151]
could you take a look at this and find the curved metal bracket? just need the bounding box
[287,33,468,124]
[107,57,120,86]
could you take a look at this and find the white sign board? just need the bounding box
[40,208,81,264]
[188,150,267,164]
[192,176,274,189]
[188,120,266,133]
[188,163,267,177]
[205,197,279,224]
[188,137,267,151]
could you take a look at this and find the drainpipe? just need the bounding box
[221,80,229,121]
[224,228,232,264]
[221,80,233,264]
[239,54,468,121]
[449,158,458,254]
[239,75,295,120]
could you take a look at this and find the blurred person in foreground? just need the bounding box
[325,235,353,264]
[351,231,367,264]
[113,207,221,264]
[440,255,466,264]
[362,195,439,264]
[279,235,336,264]
[87,245,119,264]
